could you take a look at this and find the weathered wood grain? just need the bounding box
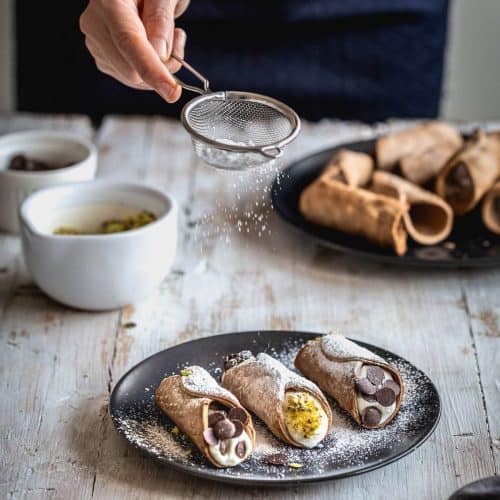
[1,114,498,500]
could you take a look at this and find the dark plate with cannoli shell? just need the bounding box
[271,139,500,268]
[110,330,441,486]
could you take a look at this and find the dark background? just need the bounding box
[16,0,449,123]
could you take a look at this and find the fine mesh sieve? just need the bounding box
[172,56,301,170]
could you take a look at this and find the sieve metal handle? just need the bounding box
[171,55,210,94]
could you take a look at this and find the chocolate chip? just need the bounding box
[219,440,228,455]
[265,452,288,465]
[356,378,376,395]
[9,154,26,170]
[228,407,248,424]
[223,351,255,371]
[232,419,244,438]
[235,441,246,459]
[362,407,382,427]
[366,366,384,385]
[376,387,396,407]
[202,427,218,446]
[361,393,377,403]
[208,411,226,427]
[213,419,235,440]
[383,380,400,397]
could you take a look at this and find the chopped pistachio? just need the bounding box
[288,463,303,469]
[180,369,192,377]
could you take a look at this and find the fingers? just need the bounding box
[175,0,190,18]
[104,1,181,102]
[80,0,185,102]
[141,0,176,61]
[165,28,186,74]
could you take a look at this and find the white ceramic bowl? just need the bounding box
[0,130,97,233]
[19,181,177,311]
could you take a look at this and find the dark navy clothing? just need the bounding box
[16,0,449,122]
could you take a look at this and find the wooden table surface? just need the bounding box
[0,113,498,500]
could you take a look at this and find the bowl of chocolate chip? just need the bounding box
[0,130,97,233]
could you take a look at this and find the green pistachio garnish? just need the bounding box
[288,463,303,469]
[180,369,192,377]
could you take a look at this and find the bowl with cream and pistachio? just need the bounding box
[19,180,177,310]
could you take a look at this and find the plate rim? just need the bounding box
[109,330,442,486]
[271,140,500,269]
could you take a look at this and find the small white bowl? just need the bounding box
[0,130,97,233]
[19,181,177,311]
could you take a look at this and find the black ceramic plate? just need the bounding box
[271,139,500,268]
[110,331,440,486]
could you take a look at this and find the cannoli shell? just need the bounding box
[371,171,453,245]
[436,130,500,214]
[321,149,374,188]
[299,175,408,255]
[155,366,255,468]
[295,333,404,429]
[221,353,332,447]
[400,141,461,185]
[376,121,462,170]
[482,181,500,234]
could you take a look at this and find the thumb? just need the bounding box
[142,0,176,61]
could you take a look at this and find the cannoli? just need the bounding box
[371,171,453,245]
[295,333,404,429]
[436,130,500,214]
[399,141,461,185]
[482,181,500,234]
[376,121,462,172]
[299,174,408,255]
[221,351,332,448]
[155,365,255,467]
[321,149,374,187]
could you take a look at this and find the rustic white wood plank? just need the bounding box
[461,269,500,470]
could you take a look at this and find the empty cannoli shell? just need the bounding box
[376,121,462,171]
[155,366,255,468]
[371,171,453,245]
[221,353,332,447]
[482,181,500,234]
[295,333,404,429]
[321,149,374,187]
[399,140,461,185]
[436,130,500,215]
[299,175,408,255]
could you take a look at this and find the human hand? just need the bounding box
[80,0,190,103]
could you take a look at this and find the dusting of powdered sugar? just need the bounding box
[111,335,439,481]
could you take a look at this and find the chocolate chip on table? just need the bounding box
[356,378,376,395]
[208,411,226,427]
[383,380,400,397]
[366,366,384,385]
[265,452,288,465]
[202,427,218,446]
[219,440,229,455]
[228,407,248,424]
[362,407,382,427]
[376,387,396,407]
[235,441,246,459]
[213,419,236,440]
[231,419,244,438]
